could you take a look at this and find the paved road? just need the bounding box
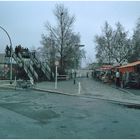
[0,88,140,138]
[36,77,140,105]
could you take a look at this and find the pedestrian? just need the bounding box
[87,72,89,78]
[74,71,77,78]
[115,69,120,87]
[15,46,18,56]
[5,45,9,56]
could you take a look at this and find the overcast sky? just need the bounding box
[0,1,140,65]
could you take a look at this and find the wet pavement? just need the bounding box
[0,78,140,138]
[0,89,140,138]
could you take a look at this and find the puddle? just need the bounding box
[60,125,66,128]
[112,120,119,123]
[0,103,60,123]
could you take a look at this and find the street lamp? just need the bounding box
[60,12,64,74]
[0,26,13,83]
[73,44,85,84]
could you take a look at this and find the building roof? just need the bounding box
[119,61,140,69]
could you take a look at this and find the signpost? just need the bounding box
[55,61,59,89]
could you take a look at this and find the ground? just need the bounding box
[0,78,140,138]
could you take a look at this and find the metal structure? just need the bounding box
[12,48,54,82]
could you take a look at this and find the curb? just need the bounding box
[111,86,135,96]
[33,87,140,106]
[33,87,79,97]
[1,84,140,107]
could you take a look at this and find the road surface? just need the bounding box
[0,87,140,138]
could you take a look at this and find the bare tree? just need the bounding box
[40,33,56,73]
[95,22,113,64]
[40,4,84,74]
[46,4,75,73]
[111,22,133,64]
[128,17,140,62]
[95,22,132,65]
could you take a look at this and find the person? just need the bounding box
[5,45,9,56]
[15,46,18,56]
[87,72,89,78]
[32,51,35,58]
[121,73,125,88]
[115,69,120,87]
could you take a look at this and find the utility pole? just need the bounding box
[60,12,64,74]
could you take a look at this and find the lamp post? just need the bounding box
[73,44,84,84]
[60,12,64,74]
[0,26,13,83]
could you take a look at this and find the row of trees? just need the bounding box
[95,18,140,65]
[38,4,85,74]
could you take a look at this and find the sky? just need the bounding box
[0,1,140,66]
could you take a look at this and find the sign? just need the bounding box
[55,61,59,66]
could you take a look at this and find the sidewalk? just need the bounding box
[35,79,79,95]
[35,78,140,105]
